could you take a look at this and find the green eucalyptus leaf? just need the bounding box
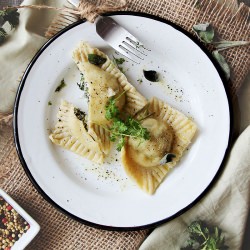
[212,50,230,80]
[215,40,250,50]
[193,23,215,43]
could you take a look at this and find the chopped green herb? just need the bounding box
[74,108,88,130]
[55,79,66,92]
[118,66,125,74]
[165,153,176,163]
[137,78,143,84]
[48,101,52,106]
[84,86,89,102]
[143,70,159,82]
[181,220,228,250]
[88,54,107,65]
[74,107,86,122]
[77,73,85,91]
[104,92,150,151]
[113,56,126,73]
[113,57,125,65]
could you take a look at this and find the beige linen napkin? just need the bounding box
[0,0,61,114]
[139,125,250,250]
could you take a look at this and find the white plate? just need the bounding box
[14,13,231,230]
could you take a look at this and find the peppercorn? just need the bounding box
[0,196,30,249]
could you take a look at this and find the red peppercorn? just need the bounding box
[2,217,8,223]
[8,236,13,241]
[5,247,11,250]
[6,205,12,211]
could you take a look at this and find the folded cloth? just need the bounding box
[0,0,61,113]
[139,126,250,250]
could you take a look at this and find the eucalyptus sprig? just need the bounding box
[181,220,228,250]
[0,8,20,44]
[193,23,249,80]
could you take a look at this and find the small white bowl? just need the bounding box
[0,189,40,250]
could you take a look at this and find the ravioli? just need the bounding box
[49,100,104,164]
[72,42,148,154]
[121,97,197,194]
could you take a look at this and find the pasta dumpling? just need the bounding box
[127,118,174,168]
[72,42,147,154]
[121,97,197,194]
[49,100,104,164]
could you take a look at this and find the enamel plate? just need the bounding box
[14,13,231,230]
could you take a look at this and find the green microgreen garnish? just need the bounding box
[181,220,228,250]
[55,79,66,92]
[104,91,150,151]
[105,90,126,120]
[88,54,107,65]
[105,98,119,120]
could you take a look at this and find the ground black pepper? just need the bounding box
[0,197,30,250]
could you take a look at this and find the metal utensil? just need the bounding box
[67,0,148,63]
